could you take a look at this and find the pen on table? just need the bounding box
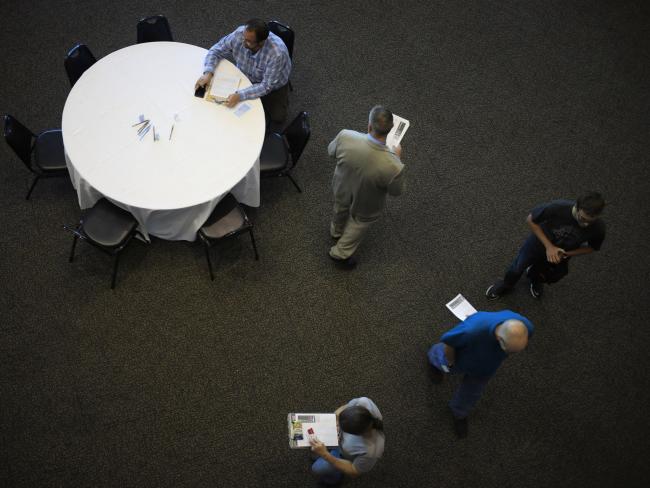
[132,119,149,127]
[169,124,174,140]
[137,122,150,135]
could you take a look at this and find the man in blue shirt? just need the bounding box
[427,310,534,438]
[195,19,292,126]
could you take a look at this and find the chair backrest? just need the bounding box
[137,15,173,43]
[3,114,35,169]
[268,20,294,59]
[282,112,310,167]
[64,44,97,87]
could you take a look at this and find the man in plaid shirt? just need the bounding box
[195,19,292,126]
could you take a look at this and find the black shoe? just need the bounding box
[529,280,543,299]
[485,281,508,300]
[429,363,444,384]
[451,415,468,439]
[329,254,357,270]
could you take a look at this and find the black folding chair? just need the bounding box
[64,198,140,289]
[259,111,310,193]
[137,15,173,43]
[268,20,294,91]
[198,194,259,281]
[3,114,68,199]
[64,44,97,87]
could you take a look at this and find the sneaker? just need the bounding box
[451,414,468,439]
[429,363,444,384]
[529,280,543,299]
[329,254,357,270]
[485,281,507,300]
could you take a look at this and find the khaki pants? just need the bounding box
[329,203,378,260]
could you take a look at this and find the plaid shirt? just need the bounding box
[203,26,292,101]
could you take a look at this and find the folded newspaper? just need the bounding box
[386,114,410,150]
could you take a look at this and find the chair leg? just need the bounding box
[26,176,40,200]
[249,229,259,260]
[287,173,302,193]
[203,242,215,281]
[69,234,78,262]
[111,253,121,289]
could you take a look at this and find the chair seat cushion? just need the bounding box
[259,133,289,172]
[200,194,246,239]
[35,130,67,172]
[83,199,138,248]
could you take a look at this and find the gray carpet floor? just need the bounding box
[1,1,649,487]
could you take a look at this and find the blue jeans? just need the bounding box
[311,448,344,485]
[427,343,491,419]
[503,234,546,288]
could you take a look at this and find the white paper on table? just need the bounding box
[288,413,339,448]
[208,74,241,102]
[386,114,410,150]
[233,103,251,118]
[445,293,477,321]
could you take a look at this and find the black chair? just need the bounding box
[259,111,310,193]
[198,194,259,281]
[137,15,173,43]
[268,20,294,90]
[64,44,97,87]
[64,198,140,289]
[3,114,68,199]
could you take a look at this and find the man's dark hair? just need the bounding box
[577,191,605,216]
[369,105,394,137]
[245,19,269,42]
[339,406,383,435]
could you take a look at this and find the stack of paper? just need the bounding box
[207,74,240,103]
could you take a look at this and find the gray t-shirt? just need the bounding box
[340,397,385,474]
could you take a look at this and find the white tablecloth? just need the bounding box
[62,42,265,241]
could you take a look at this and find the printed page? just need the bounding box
[386,114,410,150]
[288,413,338,448]
[445,293,477,321]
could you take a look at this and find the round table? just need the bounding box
[62,42,265,241]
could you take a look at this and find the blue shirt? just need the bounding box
[441,310,534,377]
[203,26,292,101]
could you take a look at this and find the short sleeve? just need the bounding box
[441,312,486,347]
[587,221,606,250]
[530,202,556,224]
[352,455,378,473]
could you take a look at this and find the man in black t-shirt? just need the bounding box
[486,192,606,300]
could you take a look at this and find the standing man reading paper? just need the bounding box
[327,106,405,269]
[195,19,291,127]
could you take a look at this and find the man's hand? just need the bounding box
[195,73,213,91]
[393,144,403,159]
[545,245,566,264]
[224,93,241,108]
[310,438,328,458]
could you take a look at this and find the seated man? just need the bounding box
[195,18,291,126]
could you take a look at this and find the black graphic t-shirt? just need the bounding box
[530,200,606,251]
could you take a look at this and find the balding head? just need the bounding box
[495,319,529,353]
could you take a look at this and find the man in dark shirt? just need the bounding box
[486,192,606,300]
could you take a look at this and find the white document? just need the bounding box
[446,294,477,321]
[386,114,410,150]
[288,413,339,449]
[207,74,241,102]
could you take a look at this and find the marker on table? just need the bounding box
[169,124,174,140]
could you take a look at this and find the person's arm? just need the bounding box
[526,214,565,264]
[327,133,341,157]
[562,247,595,258]
[195,30,238,89]
[443,343,456,366]
[235,52,290,102]
[387,168,405,197]
[310,439,360,478]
